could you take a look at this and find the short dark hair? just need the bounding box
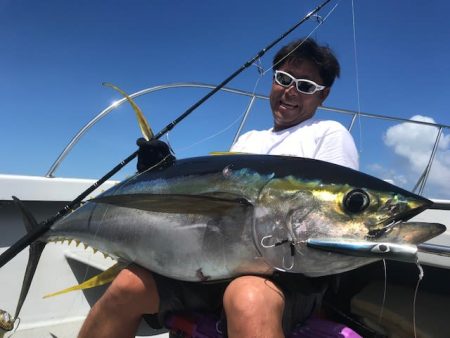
[272,37,340,87]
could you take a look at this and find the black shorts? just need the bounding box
[270,271,330,333]
[152,273,228,326]
[150,272,329,335]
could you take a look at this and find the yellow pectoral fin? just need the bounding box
[43,263,125,299]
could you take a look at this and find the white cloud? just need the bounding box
[382,115,450,198]
[366,163,408,187]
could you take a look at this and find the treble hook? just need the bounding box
[261,236,296,270]
[261,235,291,248]
[282,243,296,270]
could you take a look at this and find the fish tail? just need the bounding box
[11,196,46,320]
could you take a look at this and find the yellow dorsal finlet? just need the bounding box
[43,263,126,299]
[103,82,153,141]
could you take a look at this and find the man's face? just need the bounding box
[270,60,330,131]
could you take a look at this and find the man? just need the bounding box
[78,37,358,338]
[230,39,358,170]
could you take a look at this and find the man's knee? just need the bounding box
[106,265,159,312]
[223,276,284,317]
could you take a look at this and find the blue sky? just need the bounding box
[1,0,449,198]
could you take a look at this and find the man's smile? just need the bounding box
[279,100,298,109]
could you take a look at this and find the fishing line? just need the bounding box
[174,75,264,154]
[224,1,341,146]
[413,261,424,338]
[263,0,341,76]
[50,241,93,321]
[351,0,363,154]
[174,105,251,154]
[378,259,387,322]
[168,111,244,154]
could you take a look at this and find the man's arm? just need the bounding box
[313,125,359,170]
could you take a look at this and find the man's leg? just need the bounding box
[223,276,285,338]
[78,265,159,338]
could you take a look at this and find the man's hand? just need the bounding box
[136,138,175,173]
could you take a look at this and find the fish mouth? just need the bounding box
[367,195,433,239]
[306,196,446,263]
[306,218,446,264]
[374,221,446,245]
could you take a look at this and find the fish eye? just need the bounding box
[343,189,370,213]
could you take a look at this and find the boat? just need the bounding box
[1,83,449,338]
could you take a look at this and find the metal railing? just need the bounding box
[46,82,450,196]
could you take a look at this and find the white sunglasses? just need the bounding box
[274,70,326,94]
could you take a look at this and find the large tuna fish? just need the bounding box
[1,154,445,333]
[45,154,445,279]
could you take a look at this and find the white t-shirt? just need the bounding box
[230,119,359,170]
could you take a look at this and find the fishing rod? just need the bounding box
[0,0,333,269]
